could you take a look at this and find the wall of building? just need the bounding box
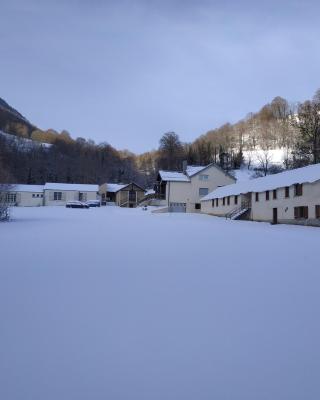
[44,190,97,206]
[116,188,145,207]
[11,191,44,207]
[201,194,245,216]
[188,167,235,212]
[251,181,320,225]
[166,166,236,213]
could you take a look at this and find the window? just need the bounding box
[266,191,269,201]
[216,198,218,207]
[294,183,303,196]
[195,203,201,210]
[199,174,209,181]
[294,206,308,219]
[227,196,230,205]
[41,194,43,198]
[54,192,62,201]
[273,189,277,199]
[316,205,320,219]
[223,197,225,206]
[255,193,259,202]
[285,186,290,198]
[199,188,209,197]
[6,193,16,203]
[234,195,238,205]
[212,199,215,208]
[32,194,36,198]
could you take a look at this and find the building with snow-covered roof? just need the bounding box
[99,182,145,207]
[201,163,320,226]
[0,184,45,207]
[154,163,235,212]
[44,183,99,206]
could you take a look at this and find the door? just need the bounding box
[273,208,278,224]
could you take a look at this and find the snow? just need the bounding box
[0,184,44,193]
[105,183,127,193]
[44,183,99,192]
[159,170,190,182]
[145,188,155,196]
[1,207,320,400]
[0,130,52,149]
[202,163,320,200]
[159,165,209,182]
[243,148,288,168]
[186,165,207,176]
[232,168,255,182]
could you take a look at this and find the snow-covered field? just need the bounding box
[1,206,320,400]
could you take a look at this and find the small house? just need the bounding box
[44,183,99,206]
[100,182,145,207]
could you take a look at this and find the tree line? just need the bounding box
[137,88,320,179]
[1,88,320,187]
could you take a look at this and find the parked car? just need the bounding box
[86,200,101,207]
[66,201,89,209]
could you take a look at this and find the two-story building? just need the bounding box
[154,163,236,212]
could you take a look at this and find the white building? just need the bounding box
[154,164,236,212]
[43,183,99,206]
[0,184,45,207]
[201,163,320,226]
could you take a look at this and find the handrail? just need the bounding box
[225,201,251,220]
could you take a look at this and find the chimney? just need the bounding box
[182,160,187,174]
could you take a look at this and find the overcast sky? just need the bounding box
[1,0,320,153]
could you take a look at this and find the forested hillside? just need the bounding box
[0,98,144,185]
[137,89,320,179]
[1,89,320,186]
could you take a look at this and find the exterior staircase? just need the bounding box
[225,201,251,220]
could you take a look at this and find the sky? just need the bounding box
[1,0,320,153]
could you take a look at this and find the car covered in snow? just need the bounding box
[85,200,101,207]
[66,201,89,209]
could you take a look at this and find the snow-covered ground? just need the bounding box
[1,207,320,400]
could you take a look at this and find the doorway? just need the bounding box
[272,208,278,224]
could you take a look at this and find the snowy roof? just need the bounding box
[106,183,127,193]
[186,165,207,177]
[0,184,44,193]
[44,183,99,192]
[145,189,155,196]
[158,165,210,182]
[158,170,190,182]
[201,163,320,201]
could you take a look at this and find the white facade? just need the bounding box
[44,183,99,206]
[157,164,236,212]
[1,185,44,207]
[201,164,320,226]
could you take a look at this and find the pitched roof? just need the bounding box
[201,163,320,201]
[106,183,128,193]
[159,164,236,182]
[44,183,99,192]
[158,170,190,182]
[186,165,207,177]
[1,184,44,193]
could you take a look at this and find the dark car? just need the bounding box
[86,200,101,207]
[66,201,89,209]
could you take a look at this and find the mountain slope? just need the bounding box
[0,97,35,138]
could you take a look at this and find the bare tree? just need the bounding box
[256,149,273,176]
[0,184,14,221]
